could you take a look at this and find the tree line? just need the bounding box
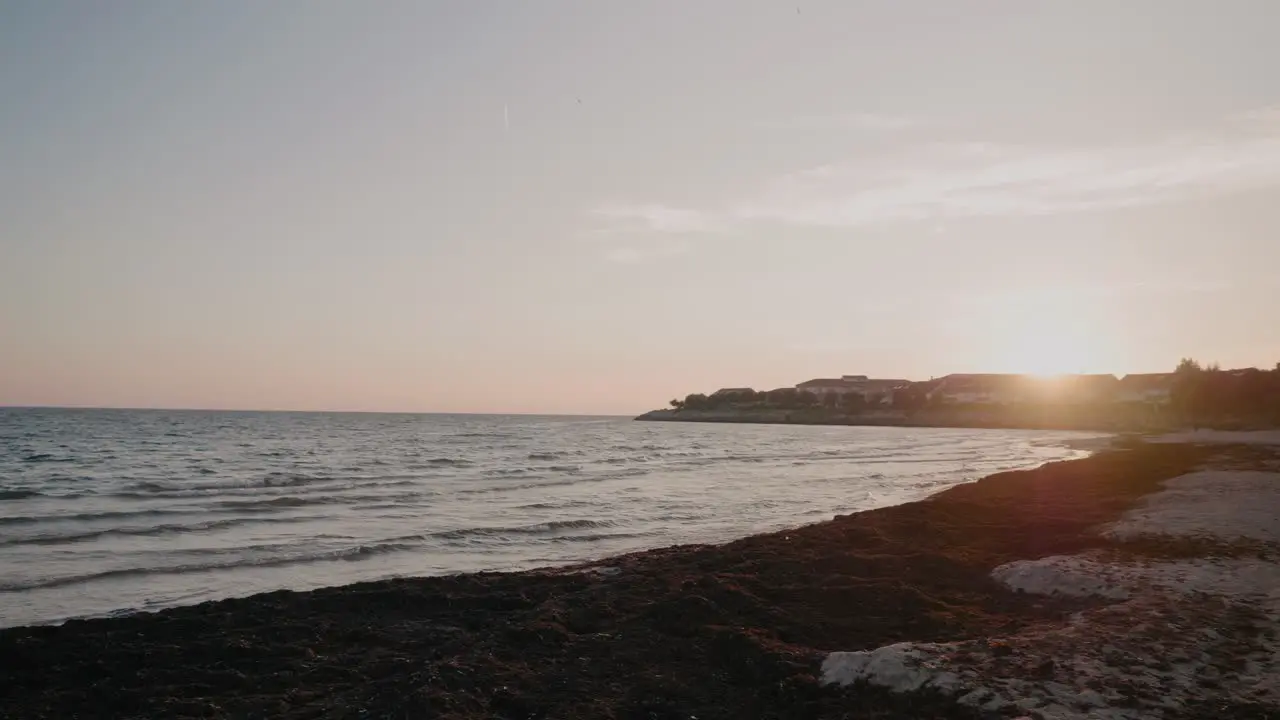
[666,359,1280,428]
[670,387,931,413]
[1172,359,1280,427]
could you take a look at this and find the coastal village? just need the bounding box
[649,361,1280,430]
[701,371,1177,408]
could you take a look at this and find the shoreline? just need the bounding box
[2,441,1276,718]
[635,408,1178,433]
[0,426,1095,631]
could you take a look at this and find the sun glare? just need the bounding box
[977,290,1115,376]
[998,334,1100,376]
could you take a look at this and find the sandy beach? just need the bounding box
[2,439,1277,719]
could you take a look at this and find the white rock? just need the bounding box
[820,643,955,692]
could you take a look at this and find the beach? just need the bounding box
[2,438,1278,718]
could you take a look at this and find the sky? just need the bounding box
[3,0,1280,414]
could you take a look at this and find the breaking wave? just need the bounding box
[0,489,42,500]
[0,541,427,593]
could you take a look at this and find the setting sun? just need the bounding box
[972,289,1120,376]
[996,328,1105,376]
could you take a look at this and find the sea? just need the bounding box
[0,408,1101,628]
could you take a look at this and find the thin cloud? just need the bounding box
[601,240,690,264]
[592,204,727,234]
[758,112,918,131]
[1232,104,1280,128]
[951,279,1232,309]
[593,109,1280,232]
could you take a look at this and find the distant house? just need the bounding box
[1116,373,1175,405]
[795,379,859,397]
[931,373,1127,405]
[1072,374,1121,401]
[711,387,755,397]
[1036,374,1120,404]
[929,374,1031,404]
[863,379,911,405]
[796,376,910,404]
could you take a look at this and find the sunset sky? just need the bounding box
[4,1,1280,414]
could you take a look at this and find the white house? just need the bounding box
[1116,373,1175,405]
[928,374,1030,404]
[795,379,860,397]
[795,376,910,405]
[711,387,755,397]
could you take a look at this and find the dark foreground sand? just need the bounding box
[2,442,1272,719]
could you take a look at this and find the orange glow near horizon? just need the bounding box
[972,289,1122,377]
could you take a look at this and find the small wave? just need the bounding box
[427,458,471,467]
[610,444,668,452]
[672,458,717,468]
[0,507,188,527]
[0,541,426,593]
[0,495,338,526]
[0,489,42,500]
[113,473,344,498]
[262,472,327,487]
[112,480,430,503]
[455,474,598,495]
[551,531,653,543]
[214,495,338,510]
[528,452,565,461]
[121,473,327,493]
[347,502,433,512]
[0,514,327,547]
[434,518,615,541]
[542,519,610,531]
[514,500,596,510]
[22,454,72,463]
[123,481,168,493]
[217,490,428,510]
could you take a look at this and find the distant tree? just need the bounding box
[766,388,798,408]
[841,392,867,414]
[683,393,711,411]
[1175,358,1203,375]
[892,385,928,413]
[669,398,685,410]
[795,390,818,407]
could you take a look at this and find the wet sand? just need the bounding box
[1,442,1267,719]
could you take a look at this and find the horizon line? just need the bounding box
[0,405,635,417]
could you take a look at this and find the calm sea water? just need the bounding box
[0,409,1098,628]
